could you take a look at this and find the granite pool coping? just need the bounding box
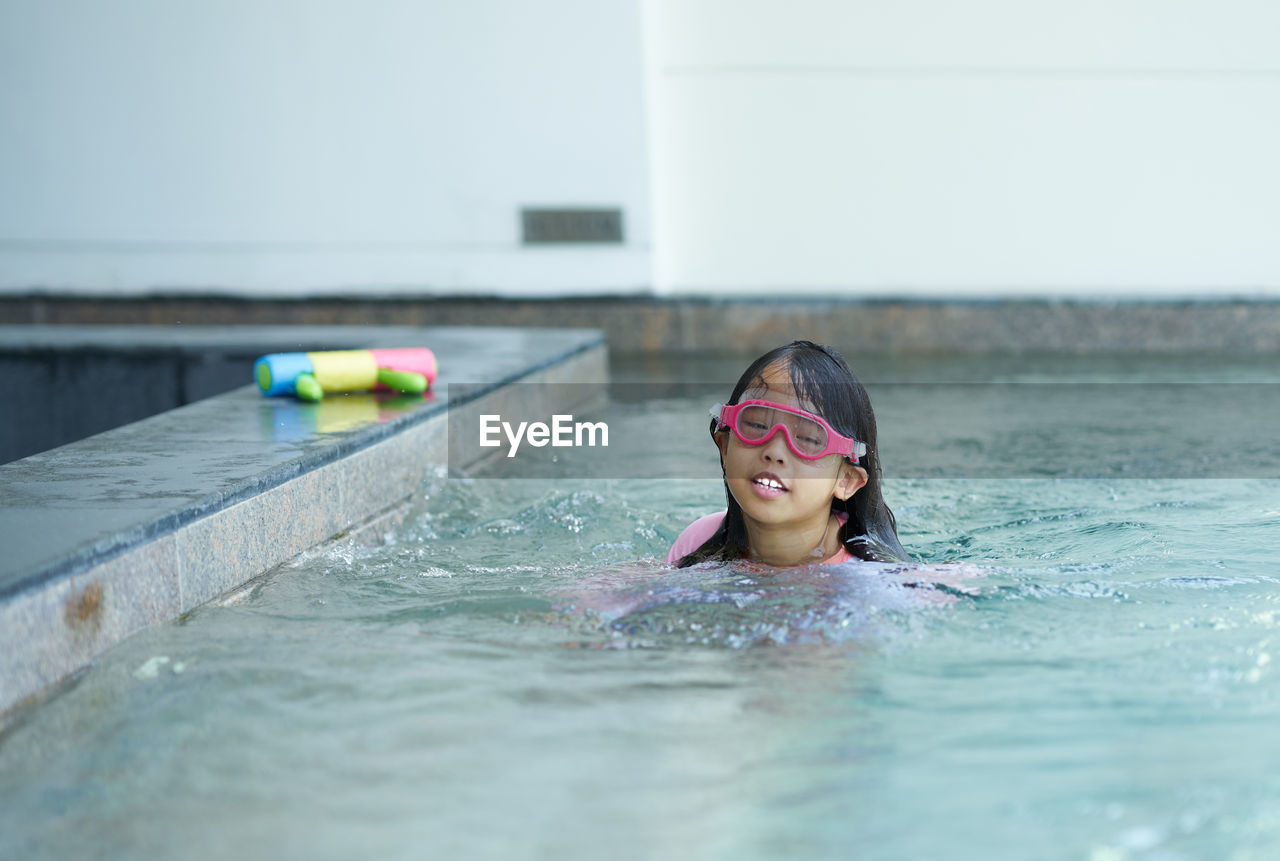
[8,296,1280,353]
[0,325,607,717]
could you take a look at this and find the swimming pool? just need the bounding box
[2,352,1279,859]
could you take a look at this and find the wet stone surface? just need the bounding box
[0,325,603,601]
[0,324,605,713]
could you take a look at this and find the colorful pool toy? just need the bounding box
[255,348,437,401]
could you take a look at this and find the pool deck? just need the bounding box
[0,325,607,718]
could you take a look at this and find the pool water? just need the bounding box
[3,353,1280,860]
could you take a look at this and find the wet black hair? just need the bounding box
[676,340,911,566]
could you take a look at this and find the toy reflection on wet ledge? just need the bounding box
[262,390,437,441]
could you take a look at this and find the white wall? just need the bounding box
[0,0,651,295]
[4,1,1278,299]
[646,0,1280,297]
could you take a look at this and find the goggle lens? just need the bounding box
[735,404,829,456]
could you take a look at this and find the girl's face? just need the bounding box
[715,362,867,534]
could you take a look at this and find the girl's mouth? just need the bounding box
[750,472,788,498]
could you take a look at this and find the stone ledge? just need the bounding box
[0,325,606,717]
[4,296,1280,353]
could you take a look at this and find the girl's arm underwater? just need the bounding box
[664,511,727,565]
[664,510,984,595]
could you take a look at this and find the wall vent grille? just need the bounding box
[521,208,624,244]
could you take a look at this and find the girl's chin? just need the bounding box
[733,494,800,524]
[733,492,833,530]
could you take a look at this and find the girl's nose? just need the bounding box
[761,428,790,461]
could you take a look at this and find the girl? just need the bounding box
[668,340,910,568]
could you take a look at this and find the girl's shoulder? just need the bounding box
[664,511,726,565]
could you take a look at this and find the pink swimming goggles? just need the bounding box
[711,400,867,463]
